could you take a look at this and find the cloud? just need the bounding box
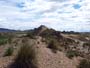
[48,0,70,2]
[0,0,90,32]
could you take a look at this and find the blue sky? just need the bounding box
[0,0,90,32]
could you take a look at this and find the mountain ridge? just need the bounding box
[0,28,16,32]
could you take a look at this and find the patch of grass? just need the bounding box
[77,59,90,68]
[9,43,37,68]
[4,47,14,56]
[66,50,79,59]
[0,36,8,45]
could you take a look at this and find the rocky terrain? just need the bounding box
[0,25,90,68]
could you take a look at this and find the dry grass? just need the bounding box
[4,47,14,56]
[9,42,37,68]
[66,50,79,59]
[47,40,59,53]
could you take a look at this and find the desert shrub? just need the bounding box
[0,36,8,45]
[77,59,90,68]
[26,32,35,39]
[45,37,53,44]
[4,47,14,56]
[44,34,59,45]
[66,50,79,59]
[83,42,90,48]
[47,40,59,53]
[9,43,37,68]
[66,38,74,43]
[8,37,12,44]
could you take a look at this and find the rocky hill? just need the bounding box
[0,25,90,68]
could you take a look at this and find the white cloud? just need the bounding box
[0,0,90,32]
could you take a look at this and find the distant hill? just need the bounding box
[0,28,16,32]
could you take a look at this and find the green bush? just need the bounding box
[9,43,37,68]
[77,59,90,68]
[66,50,79,59]
[4,47,14,56]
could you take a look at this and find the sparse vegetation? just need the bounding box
[26,32,35,39]
[47,40,59,53]
[4,47,14,56]
[8,37,12,44]
[83,42,90,48]
[9,43,37,68]
[0,36,8,45]
[0,26,90,68]
[66,50,79,59]
[77,59,90,68]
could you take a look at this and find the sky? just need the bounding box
[0,0,90,32]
